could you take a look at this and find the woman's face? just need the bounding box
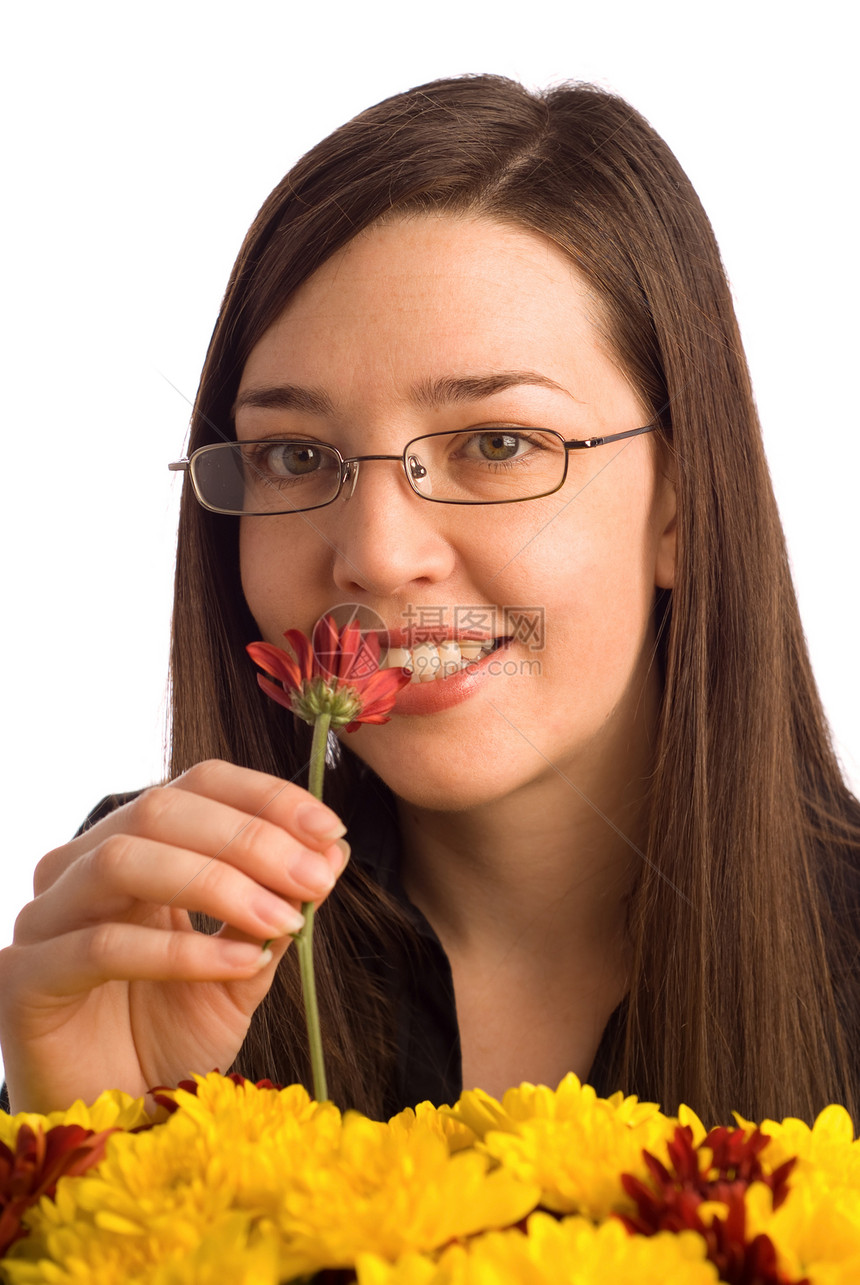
[237,216,676,812]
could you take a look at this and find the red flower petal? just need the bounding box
[311,615,344,680]
[284,628,315,682]
[249,615,411,729]
[256,673,297,712]
[355,666,411,705]
[618,1124,807,1285]
[246,641,302,690]
[0,1123,115,1255]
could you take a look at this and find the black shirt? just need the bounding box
[346,782,625,1111]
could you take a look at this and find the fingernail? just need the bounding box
[295,801,347,843]
[222,941,273,968]
[335,838,351,872]
[257,895,305,936]
[293,849,336,896]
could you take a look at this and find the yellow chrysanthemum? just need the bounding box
[805,1257,860,1285]
[387,1100,477,1153]
[739,1104,860,1179]
[5,1074,860,1283]
[4,1213,283,1285]
[355,1213,720,1285]
[3,1075,537,1285]
[735,1107,860,1280]
[3,1076,336,1284]
[357,1249,447,1285]
[448,1074,666,1142]
[136,1216,282,1285]
[676,1104,709,1147]
[0,1089,150,1150]
[447,1074,676,1219]
[275,1111,538,1278]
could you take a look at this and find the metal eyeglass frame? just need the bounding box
[168,424,657,515]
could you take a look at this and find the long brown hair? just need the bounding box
[169,75,860,1122]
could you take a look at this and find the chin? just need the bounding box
[341,734,541,815]
[389,776,501,814]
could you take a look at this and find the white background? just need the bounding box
[2,1,857,1088]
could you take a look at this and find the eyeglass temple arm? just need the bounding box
[565,424,656,450]
[168,461,190,471]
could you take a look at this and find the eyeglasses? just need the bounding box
[168,425,656,515]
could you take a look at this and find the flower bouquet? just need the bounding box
[2,1071,859,1283]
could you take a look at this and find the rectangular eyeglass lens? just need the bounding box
[414,430,564,501]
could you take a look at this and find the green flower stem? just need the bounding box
[295,710,331,1103]
[307,710,331,803]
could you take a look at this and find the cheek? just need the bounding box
[520,485,661,671]
[239,519,320,641]
[239,522,267,633]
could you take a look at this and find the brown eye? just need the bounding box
[262,443,325,477]
[470,432,525,462]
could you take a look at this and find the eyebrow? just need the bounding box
[411,370,576,408]
[233,370,576,418]
[233,385,335,416]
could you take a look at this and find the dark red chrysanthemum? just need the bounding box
[247,615,411,732]
[0,1122,115,1254]
[618,1124,806,1285]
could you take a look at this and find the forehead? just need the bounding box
[237,215,631,418]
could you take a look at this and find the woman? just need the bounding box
[1,75,858,1125]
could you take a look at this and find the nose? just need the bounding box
[327,456,456,598]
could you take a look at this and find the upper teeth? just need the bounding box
[383,639,497,682]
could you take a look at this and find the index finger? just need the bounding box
[170,760,347,847]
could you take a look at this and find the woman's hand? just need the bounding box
[0,761,349,1112]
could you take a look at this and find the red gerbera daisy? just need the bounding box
[247,614,411,732]
[246,613,412,1102]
